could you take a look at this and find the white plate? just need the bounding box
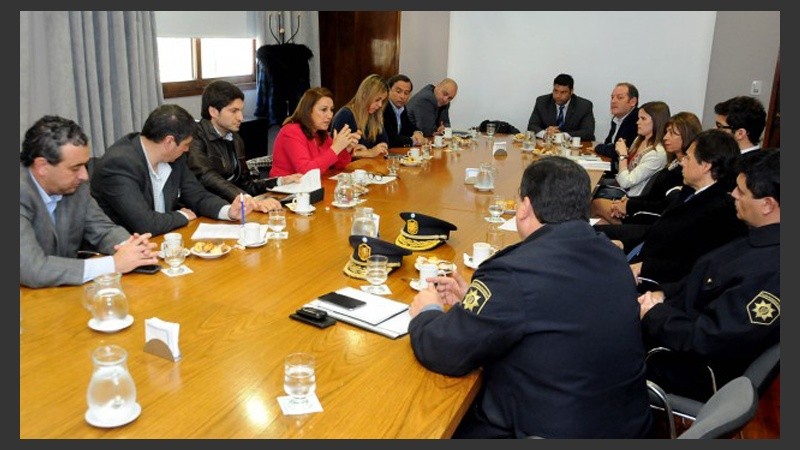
[85,402,141,428]
[88,315,134,333]
[331,199,365,209]
[400,158,422,167]
[190,245,232,259]
[475,185,495,192]
[462,253,482,270]
[286,203,316,215]
[237,238,268,248]
[157,248,189,259]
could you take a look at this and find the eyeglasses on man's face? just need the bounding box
[715,122,736,131]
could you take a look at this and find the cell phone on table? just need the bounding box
[318,291,367,310]
[132,264,161,275]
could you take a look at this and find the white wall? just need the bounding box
[399,11,450,91]
[440,11,716,141]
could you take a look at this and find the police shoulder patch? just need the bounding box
[747,291,780,326]
[461,280,492,315]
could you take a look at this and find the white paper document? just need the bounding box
[305,287,410,339]
[577,160,611,171]
[190,223,244,240]
[271,168,321,194]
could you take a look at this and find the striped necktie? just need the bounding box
[556,105,565,128]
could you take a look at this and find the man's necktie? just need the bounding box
[556,105,565,128]
[607,120,618,144]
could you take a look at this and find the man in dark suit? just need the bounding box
[527,73,595,141]
[91,104,252,237]
[713,95,766,156]
[594,82,640,176]
[20,115,157,288]
[626,130,747,284]
[406,78,458,137]
[382,74,425,148]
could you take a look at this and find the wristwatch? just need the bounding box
[618,155,627,160]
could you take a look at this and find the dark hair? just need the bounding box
[285,87,334,141]
[617,82,639,106]
[714,96,766,144]
[387,74,412,92]
[201,80,244,120]
[688,129,740,182]
[553,73,574,90]
[519,156,590,223]
[140,104,196,143]
[665,111,702,161]
[20,115,88,167]
[741,148,779,204]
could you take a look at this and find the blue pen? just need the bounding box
[240,193,245,226]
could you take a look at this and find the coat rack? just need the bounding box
[269,13,301,44]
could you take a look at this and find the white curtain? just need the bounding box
[20,11,163,156]
[255,11,321,88]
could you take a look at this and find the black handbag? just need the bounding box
[592,184,627,200]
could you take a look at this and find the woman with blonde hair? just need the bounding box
[331,74,390,159]
[270,87,360,176]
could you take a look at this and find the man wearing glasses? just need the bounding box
[713,96,766,156]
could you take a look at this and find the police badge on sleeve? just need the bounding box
[747,291,780,326]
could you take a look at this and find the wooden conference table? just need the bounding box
[20,135,603,438]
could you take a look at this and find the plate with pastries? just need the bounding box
[501,199,517,214]
[414,255,457,274]
[190,241,232,259]
[512,133,526,143]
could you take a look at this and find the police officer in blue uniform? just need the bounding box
[639,149,780,402]
[408,156,653,438]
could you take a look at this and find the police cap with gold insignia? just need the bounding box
[395,212,458,251]
[343,235,412,280]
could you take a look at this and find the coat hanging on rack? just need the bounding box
[254,43,313,126]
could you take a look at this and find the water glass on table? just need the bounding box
[284,352,317,406]
[268,209,286,238]
[364,255,388,294]
[485,122,496,140]
[487,194,505,223]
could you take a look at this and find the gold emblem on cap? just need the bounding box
[407,218,419,235]
[357,243,372,261]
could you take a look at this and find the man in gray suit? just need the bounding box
[20,116,158,288]
[527,73,596,141]
[406,78,458,137]
[91,104,252,236]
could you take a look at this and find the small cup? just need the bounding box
[443,127,453,139]
[352,169,367,185]
[407,147,421,160]
[164,232,182,245]
[472,242,492,265]
[572,136,581,148]
[434,135,444,147]
[242,222,262,245]
[418,263,439,289]
[291,192,311,211]
[553,133,564,144]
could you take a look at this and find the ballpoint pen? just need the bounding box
[240,193,245,226]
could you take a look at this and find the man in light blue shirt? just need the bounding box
[20,115,158,288]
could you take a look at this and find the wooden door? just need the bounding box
[764,53,780,148]
[318,11,401,111]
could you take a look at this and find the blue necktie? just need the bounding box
[556,105,565,128]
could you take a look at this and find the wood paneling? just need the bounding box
[764,53,780,148]
[318,11,400,110]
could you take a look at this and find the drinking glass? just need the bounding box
[162,240,186,275]
[268,209,286,237]
[387,155,400,176]
[487,194,505,223]
[487,223,504,252]
[284,353,316,406]
[364,255,388,294]
[485,122,496,140]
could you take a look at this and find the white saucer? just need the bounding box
[462,253,485,270]
[88,315,134,333]
[409,279,427,291]
[85,402,142,428]
[332,200,363,209]
[475,185,495,192]
[287,203,316,215]
[238,238,268,248]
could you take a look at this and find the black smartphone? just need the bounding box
[297,306,328,321]
[318,291,367,310]
[133,264,161,275]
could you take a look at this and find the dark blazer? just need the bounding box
[409,221,652,438]
[527,94,595,141]
[187,119,277,201]
[20,164,130,287]
[331,106,388,149]
[382,102,418,147]
[594,107,639,174]
[633,183,748,283]
[406,84,451,137]
[91,132,229,236]
[642,224,780,401]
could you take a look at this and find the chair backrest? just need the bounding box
[744,342,780,396]
[677,376,757,439]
